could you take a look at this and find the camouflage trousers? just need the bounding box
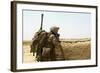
[36,47,56,62]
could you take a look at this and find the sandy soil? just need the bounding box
[23,40,91,63]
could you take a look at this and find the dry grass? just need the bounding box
[61,41,90,60]
[23,38,91,63]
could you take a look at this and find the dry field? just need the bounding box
[23,38,91,63]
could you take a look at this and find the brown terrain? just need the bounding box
[23,38,91,63]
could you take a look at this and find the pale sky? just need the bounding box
[23,10,91,40]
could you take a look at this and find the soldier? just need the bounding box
[30,14,65,61]
[41,26,65,61]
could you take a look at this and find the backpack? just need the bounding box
[30,30,49,56]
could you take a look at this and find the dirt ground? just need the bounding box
[23,39,91,63]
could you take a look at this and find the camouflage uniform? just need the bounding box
[41,26,65,61]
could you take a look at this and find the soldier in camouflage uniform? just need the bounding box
[41,26,65,61]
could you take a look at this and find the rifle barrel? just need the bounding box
[40,14,44,30]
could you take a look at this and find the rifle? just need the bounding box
[60,45,66,60]
[40,14,44,30]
